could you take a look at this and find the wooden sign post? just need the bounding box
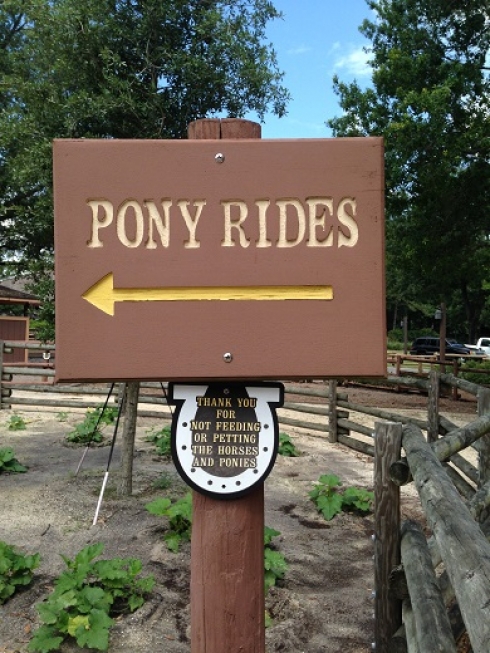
[53,120,385,652]
[188,118,266,653]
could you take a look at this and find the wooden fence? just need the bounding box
[2,340,490,651]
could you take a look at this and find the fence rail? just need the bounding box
[2,340,490,651]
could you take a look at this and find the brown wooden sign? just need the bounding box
[169,382,284,498]
[53,137,385,382]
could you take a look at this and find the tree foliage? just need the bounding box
[329,0,490,341]
[0,0,289,336]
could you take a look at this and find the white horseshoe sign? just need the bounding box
[168,382,284,498]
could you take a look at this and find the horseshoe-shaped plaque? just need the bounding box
[168,382,284,498]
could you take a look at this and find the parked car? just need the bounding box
[410,337,471,356]
[465,337,490,357]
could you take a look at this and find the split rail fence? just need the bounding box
[2,340,490,652]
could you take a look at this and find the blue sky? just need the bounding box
[254,1,375,138]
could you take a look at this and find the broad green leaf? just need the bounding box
[67,615,90,636]
[28,625,64,653]
[264,527,281,546]
[76,609,112,651]
[128,594,144,612]
[316,493,343,521]
[164,532,181,553]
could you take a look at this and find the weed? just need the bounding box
[56,411,69,422]
[152,471,174,491]
[0,447,27,474]
[28,543,154,653]
[145,493,192,552]
[278,432,300,457]
[309,474,374,521]
[264,527,288,594]
[65,406,117,445]
[0,541,40,604]
[7,414,27,431]
[145,424,171,457]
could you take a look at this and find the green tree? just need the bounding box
[0,0,289,337]
[328,0,490,341]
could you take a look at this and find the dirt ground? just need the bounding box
[0,385,477,653]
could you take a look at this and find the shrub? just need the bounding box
[66,406,117,445]
[29,543,154,653]
[0,447,27,473]
[460,359,490,386]
[7,413,27,431]
[0,541,40,604]
[145,493,192,552]
[277,432,300,457]
[309,474,374,521]
[264,527,288,594]
[145,424,172,456]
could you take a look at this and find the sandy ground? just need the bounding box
[0,387,477,653]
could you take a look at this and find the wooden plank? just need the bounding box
[374,421,402,652]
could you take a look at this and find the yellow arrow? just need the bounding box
[82,273,333,316]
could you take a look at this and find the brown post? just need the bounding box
[374,421,403,653]
[328,379,338,443]
[439,302,446,374]
[427,369,440,443]
[118,381,140,497]
[188,118,265,653]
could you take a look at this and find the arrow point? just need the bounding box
[82,273,115,316]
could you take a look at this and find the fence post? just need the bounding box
[374,421,403,653]
[118,381,140,497]
[328,380,338,443]
[427,369,440,443]
[478,388,490,522]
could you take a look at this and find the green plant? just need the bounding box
[461,359,490,386]
[0,541,40,604]
[66,406,117,445]
[264,527,288,594]
[7,413,27,431]
[152,471,174,490]
[0,447,27,474]
[56,411,69,422]
[309,474,374,521]
[28,543,154,653]
[145,493,192,552]
[145,424,172,457]
[277,432,300,457]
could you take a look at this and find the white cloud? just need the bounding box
[287,45,312,55]
[333,46,371,77]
